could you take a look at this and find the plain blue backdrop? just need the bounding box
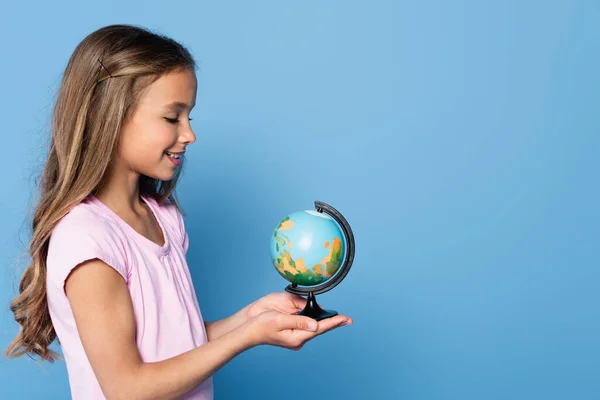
[1,1,599,399]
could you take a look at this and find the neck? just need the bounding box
[95,164,143,214]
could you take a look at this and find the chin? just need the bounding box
[158,171,177,181]
[142,169,177,182]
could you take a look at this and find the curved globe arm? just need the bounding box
[285,200,355,296]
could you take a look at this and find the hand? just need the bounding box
[244,310,351,351]
[246,292,311,320]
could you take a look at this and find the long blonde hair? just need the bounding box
[5,24,197,362]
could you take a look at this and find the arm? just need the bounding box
[204,303,253,341]
[65,259,255,400]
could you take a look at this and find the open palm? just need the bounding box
[246,291,353,326]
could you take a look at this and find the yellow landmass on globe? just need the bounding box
[276,250,308,276]
[273,230,291,251]
[276,250,297,276]
[320,237,343,278]
[275,249,324,285]
[294,258,307,273]
[273,230,343,286]
[278,220,294,231]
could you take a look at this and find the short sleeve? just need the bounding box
[47,209,129,295]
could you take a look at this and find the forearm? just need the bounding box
[204,303,252,341]
[125,323,255,400]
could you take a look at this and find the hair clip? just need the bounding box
[97,58,113,83]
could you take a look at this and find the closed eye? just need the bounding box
[165,117,193,124]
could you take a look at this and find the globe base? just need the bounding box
[297,291,338,321]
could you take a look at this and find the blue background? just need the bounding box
[1,1,599,399]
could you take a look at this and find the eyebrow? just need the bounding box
[164,101,195,111]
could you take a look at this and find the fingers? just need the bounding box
[285,293,308,311]
[315,315,349,334]
[276,313,318,332]
[287,315,350,345]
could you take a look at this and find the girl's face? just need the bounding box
[117,68,197,181]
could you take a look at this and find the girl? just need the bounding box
[5,24,351,399]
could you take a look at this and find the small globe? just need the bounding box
[270,209,345,287]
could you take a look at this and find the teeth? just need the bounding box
[166,151,181,159]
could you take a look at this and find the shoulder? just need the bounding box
[51,200,122,242]
[47,200,130,291]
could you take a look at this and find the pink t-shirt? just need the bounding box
[46,194,214,399]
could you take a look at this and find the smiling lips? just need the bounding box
[165,151,184,166]
[165,151,183,159]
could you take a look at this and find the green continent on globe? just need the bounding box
[272,216,343,286]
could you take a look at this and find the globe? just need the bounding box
[269,201,355,320]
[270,209,344,287]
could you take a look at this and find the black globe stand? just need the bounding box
[297,291,338,321]
[284,200,355,321]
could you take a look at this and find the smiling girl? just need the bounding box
[5,24,351,399]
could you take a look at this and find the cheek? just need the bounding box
[119,127,174,161]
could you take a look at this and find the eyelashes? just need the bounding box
[164,117,193,124]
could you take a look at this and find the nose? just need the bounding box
[180,124,196,145]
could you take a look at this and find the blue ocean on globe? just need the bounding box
[270,209,345,287]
